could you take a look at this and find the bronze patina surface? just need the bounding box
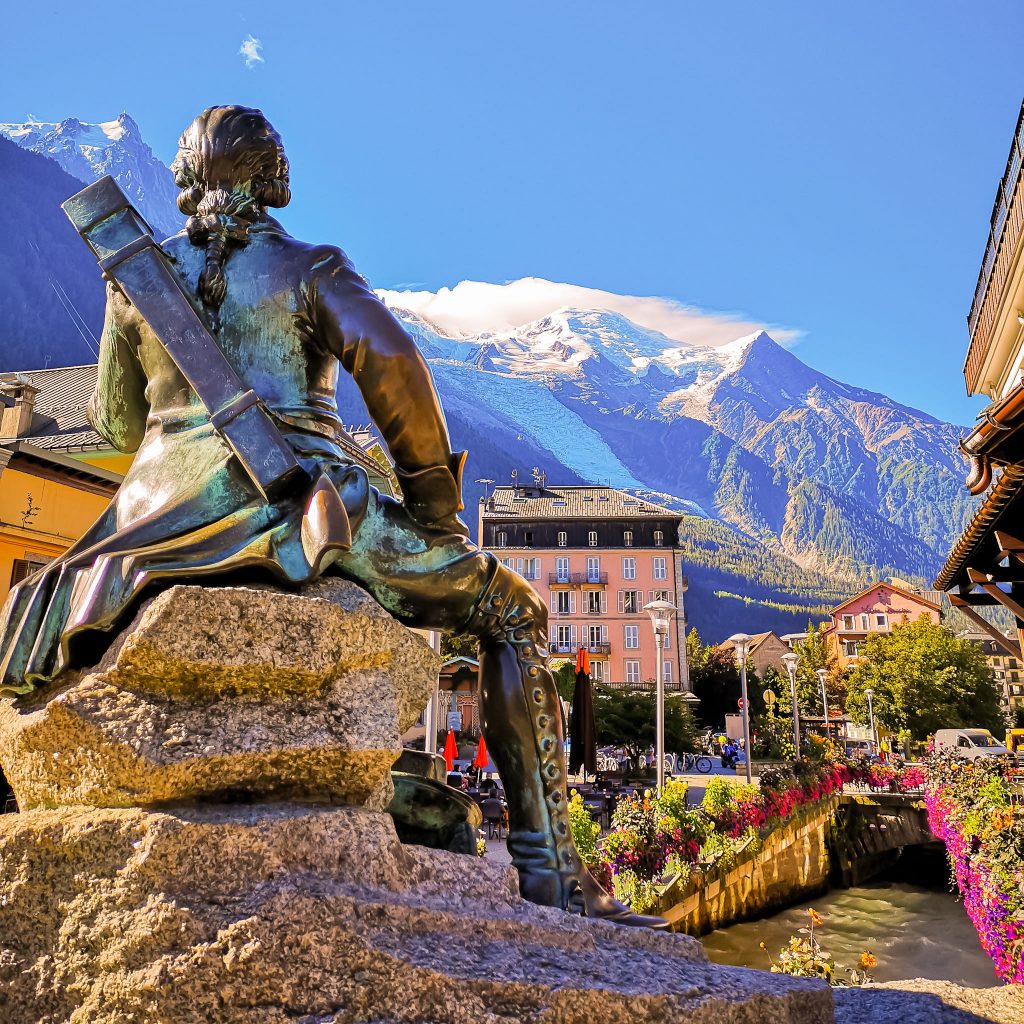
[0,105,662,928]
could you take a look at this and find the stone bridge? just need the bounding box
[831,790,939,886]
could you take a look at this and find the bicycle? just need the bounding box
[680,751,713,774]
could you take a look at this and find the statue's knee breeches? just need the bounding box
[464,557,548,649]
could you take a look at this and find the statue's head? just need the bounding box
[171,105,290,215]
[170,106,290,326]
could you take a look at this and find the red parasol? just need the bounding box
[442,728,459,772]
[472,734,489,770]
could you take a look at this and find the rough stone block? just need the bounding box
[0,579,439,810]
[0,803,836,1024]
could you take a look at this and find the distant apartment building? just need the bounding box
[826,579,942,671]
[937,100,1024,666]
[958,631,1024,718]
[479,485,689,690]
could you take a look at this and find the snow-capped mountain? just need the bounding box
[0,114,180,238]
[381,298,974,586]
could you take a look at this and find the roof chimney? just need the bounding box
[0,377,39,439]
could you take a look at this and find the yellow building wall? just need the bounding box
[0,467,113,606]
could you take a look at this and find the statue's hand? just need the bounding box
[396,452,470,538]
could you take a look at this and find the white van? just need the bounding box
[933,729,1010,760]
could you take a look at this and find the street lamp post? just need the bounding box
[729,632,753,784]
[643,599,677,793]
[781,652,800,755]
[865,687,876,755]
[816,667,829,739]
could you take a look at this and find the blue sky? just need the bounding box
[3,0,1022,425]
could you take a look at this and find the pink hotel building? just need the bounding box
[478,485,689,690]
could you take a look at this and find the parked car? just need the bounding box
[845,739,872,759]
[933,728,1010,760]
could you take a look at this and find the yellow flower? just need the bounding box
[858,952,877,970]
[758,941,767,950]
[808,908,823,926]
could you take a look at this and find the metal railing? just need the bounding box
[965,101,1024,394]
[548,642,611,656]
[548,572,608,586]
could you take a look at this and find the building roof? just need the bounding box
[0,363,390,478]
[829,580,941,616]
[0,440,122,494]
[481,485,678,521]
[0,364,107,452]
[936,462,1024,592]
[718,631,784,655]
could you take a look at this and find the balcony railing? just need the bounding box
[548,572,609,586]
[548,642,611,656]
[603,679,686,692]
[965,101,1024,394]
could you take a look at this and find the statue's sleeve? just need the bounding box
[311,250,455,473]
[87,283,149,454]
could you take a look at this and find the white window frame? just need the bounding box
[663,662,673,684]
[875,613,888,629]
[555,556,570,582]
[588,530,598,547]
[624,624,640,649]
[860,613,870,631]
[553,591,575,615]
[842,614,854,631]
[653,530,664,547]
[622,557,636,580]
[652,556,667,580]
[557,531,567,547]
[523,557,540,580]
[623,530,633,547]
[497,531,507,548]
[585,590,605,614]
[591,660,605,683]
[587,555,601,582]
[625,660,641,685]
[618,590,641,614]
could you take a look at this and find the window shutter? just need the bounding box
[570,592,576,614]
[617,591,624,613]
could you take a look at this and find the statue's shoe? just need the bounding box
[573,869,671,930]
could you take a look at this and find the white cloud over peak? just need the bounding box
[376,278,800,349]
[239,35,264,68]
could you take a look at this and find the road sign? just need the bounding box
[764,689,777,706]
[737,698,745,710]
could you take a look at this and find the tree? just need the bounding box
[593,687,697,765]
[549,659,577,703]
[440,633,478,661]
[773,621,843,717]
[845,615,1004,739]
[688,630,765,728]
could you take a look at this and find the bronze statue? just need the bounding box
[0,106,663,928]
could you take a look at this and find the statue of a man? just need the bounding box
[0,106,662,928]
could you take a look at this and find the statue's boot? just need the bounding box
[468,566,668,930]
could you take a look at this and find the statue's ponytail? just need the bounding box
[170,106,290,330]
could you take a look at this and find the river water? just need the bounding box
[700,880,1000,987]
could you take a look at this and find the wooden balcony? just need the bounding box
[965,102,1024,395]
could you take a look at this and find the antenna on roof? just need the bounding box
[476,478,495,501]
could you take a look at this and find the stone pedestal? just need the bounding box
[0,580,435,811]
[0,580,837,1023]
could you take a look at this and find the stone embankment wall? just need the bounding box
[658,797,839,935]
